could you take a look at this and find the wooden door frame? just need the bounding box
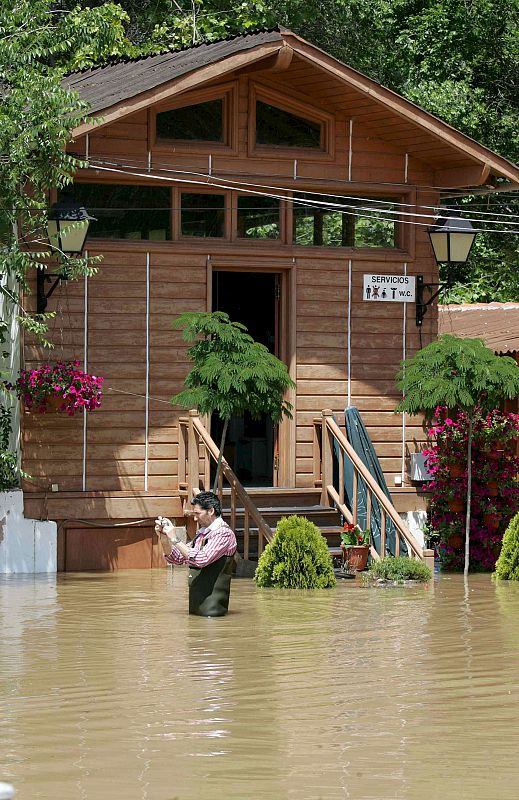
[207,258,296,487]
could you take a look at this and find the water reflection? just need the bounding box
[1,572,519,799]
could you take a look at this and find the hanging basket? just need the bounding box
[448,463,464,478]
[447,533,464,549]
[448,498,464,513]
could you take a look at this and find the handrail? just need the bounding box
[178,410,273,559]
[314,409,433,566]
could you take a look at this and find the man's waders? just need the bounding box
[188,554,234,616]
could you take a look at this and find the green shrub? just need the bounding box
[494,512,519,580]
[366,556,432,583]
[254,515,336,589]
[0,404,18,492]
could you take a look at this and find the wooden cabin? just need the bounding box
[22,28,519,570]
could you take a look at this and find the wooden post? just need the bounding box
[178,417,187,489]
[380,508,386,557]
[312,418,322,487]
[188,409,200,493]
[244,509,250,561]
[423,548,435,573]
[320,410,334,505]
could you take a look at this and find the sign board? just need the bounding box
[363,274,416,303]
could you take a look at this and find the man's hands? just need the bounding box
[154,517,178,544]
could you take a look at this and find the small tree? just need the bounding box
[396,335,519,577]
[171,311,295,489]
[494,513,519,581]
[254,515,336,589]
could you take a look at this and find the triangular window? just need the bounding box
[256,101,322,149]
[157,99,224,142]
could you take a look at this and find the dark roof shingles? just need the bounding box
[65,29,284,114]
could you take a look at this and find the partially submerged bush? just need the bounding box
[366,556,432,583]
[494,512,519,581]
[254,515,336,589]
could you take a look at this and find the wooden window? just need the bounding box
[256,101,321,149]
[70,183,171,240]
[236,195,281,240]
[249,85,334,159]
[292,193,398,249]
[180,192,226,238]
[152,84,237,153]
[156,99,223,143]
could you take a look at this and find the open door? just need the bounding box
[212,270,280,486]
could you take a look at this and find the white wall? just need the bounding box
[0,491,57,573]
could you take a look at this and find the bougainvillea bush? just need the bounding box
[11,361,103,416]
[424,407,519,571]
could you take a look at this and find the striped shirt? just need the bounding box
[164,516,237,568]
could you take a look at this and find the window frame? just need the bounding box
[288,189,410,253]
[177,186,231,241]
[68,178,174,242]
[232,191,286,245]
[248,84,335,161]
[151,82,238,155]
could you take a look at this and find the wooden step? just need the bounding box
[229,504,339,528]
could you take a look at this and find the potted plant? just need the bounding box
[340,522,371,571]
[10,360,103,416]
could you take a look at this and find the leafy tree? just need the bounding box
[171,311,295,489]
[396,334,519,576]
[255,515,336,588]
[494,512,519,581]
[0,0,138,484]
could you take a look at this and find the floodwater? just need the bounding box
[1,571,519,800]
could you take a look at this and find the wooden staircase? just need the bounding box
[178,409,434,571]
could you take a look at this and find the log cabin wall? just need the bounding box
[22,61,442,566]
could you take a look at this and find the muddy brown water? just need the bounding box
[1,571,519,800]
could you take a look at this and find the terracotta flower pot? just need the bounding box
[487,441,506,459]
[448,463,464,478]
[447,533,464,549]
[448,498,464,513]
[341,544,369,571]
[483,514,500,529]
[487,481,499,497]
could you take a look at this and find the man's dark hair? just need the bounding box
[191,491,221,517]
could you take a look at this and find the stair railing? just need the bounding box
[314,409,434,567]
[178,410,273,559]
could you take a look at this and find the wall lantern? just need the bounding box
[37,196,96,314]
[415,213,477,327]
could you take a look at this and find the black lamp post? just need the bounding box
[37,196,96,314]
[415,213,477,327]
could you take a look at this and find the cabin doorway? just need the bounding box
[211,270,280,486]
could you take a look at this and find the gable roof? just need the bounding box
[439,304,519,356]
[66,28,519,189]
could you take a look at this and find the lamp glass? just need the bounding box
[57,219,90,254]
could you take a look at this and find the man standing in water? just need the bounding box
[155,491,237,617]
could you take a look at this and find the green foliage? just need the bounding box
[0,404,18,491]
[365,556,432,584]
[396,335,519,417]
[171,311,295,422]
[494,513,519,581]
[254,515,336,589]
[0,0,118,349]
